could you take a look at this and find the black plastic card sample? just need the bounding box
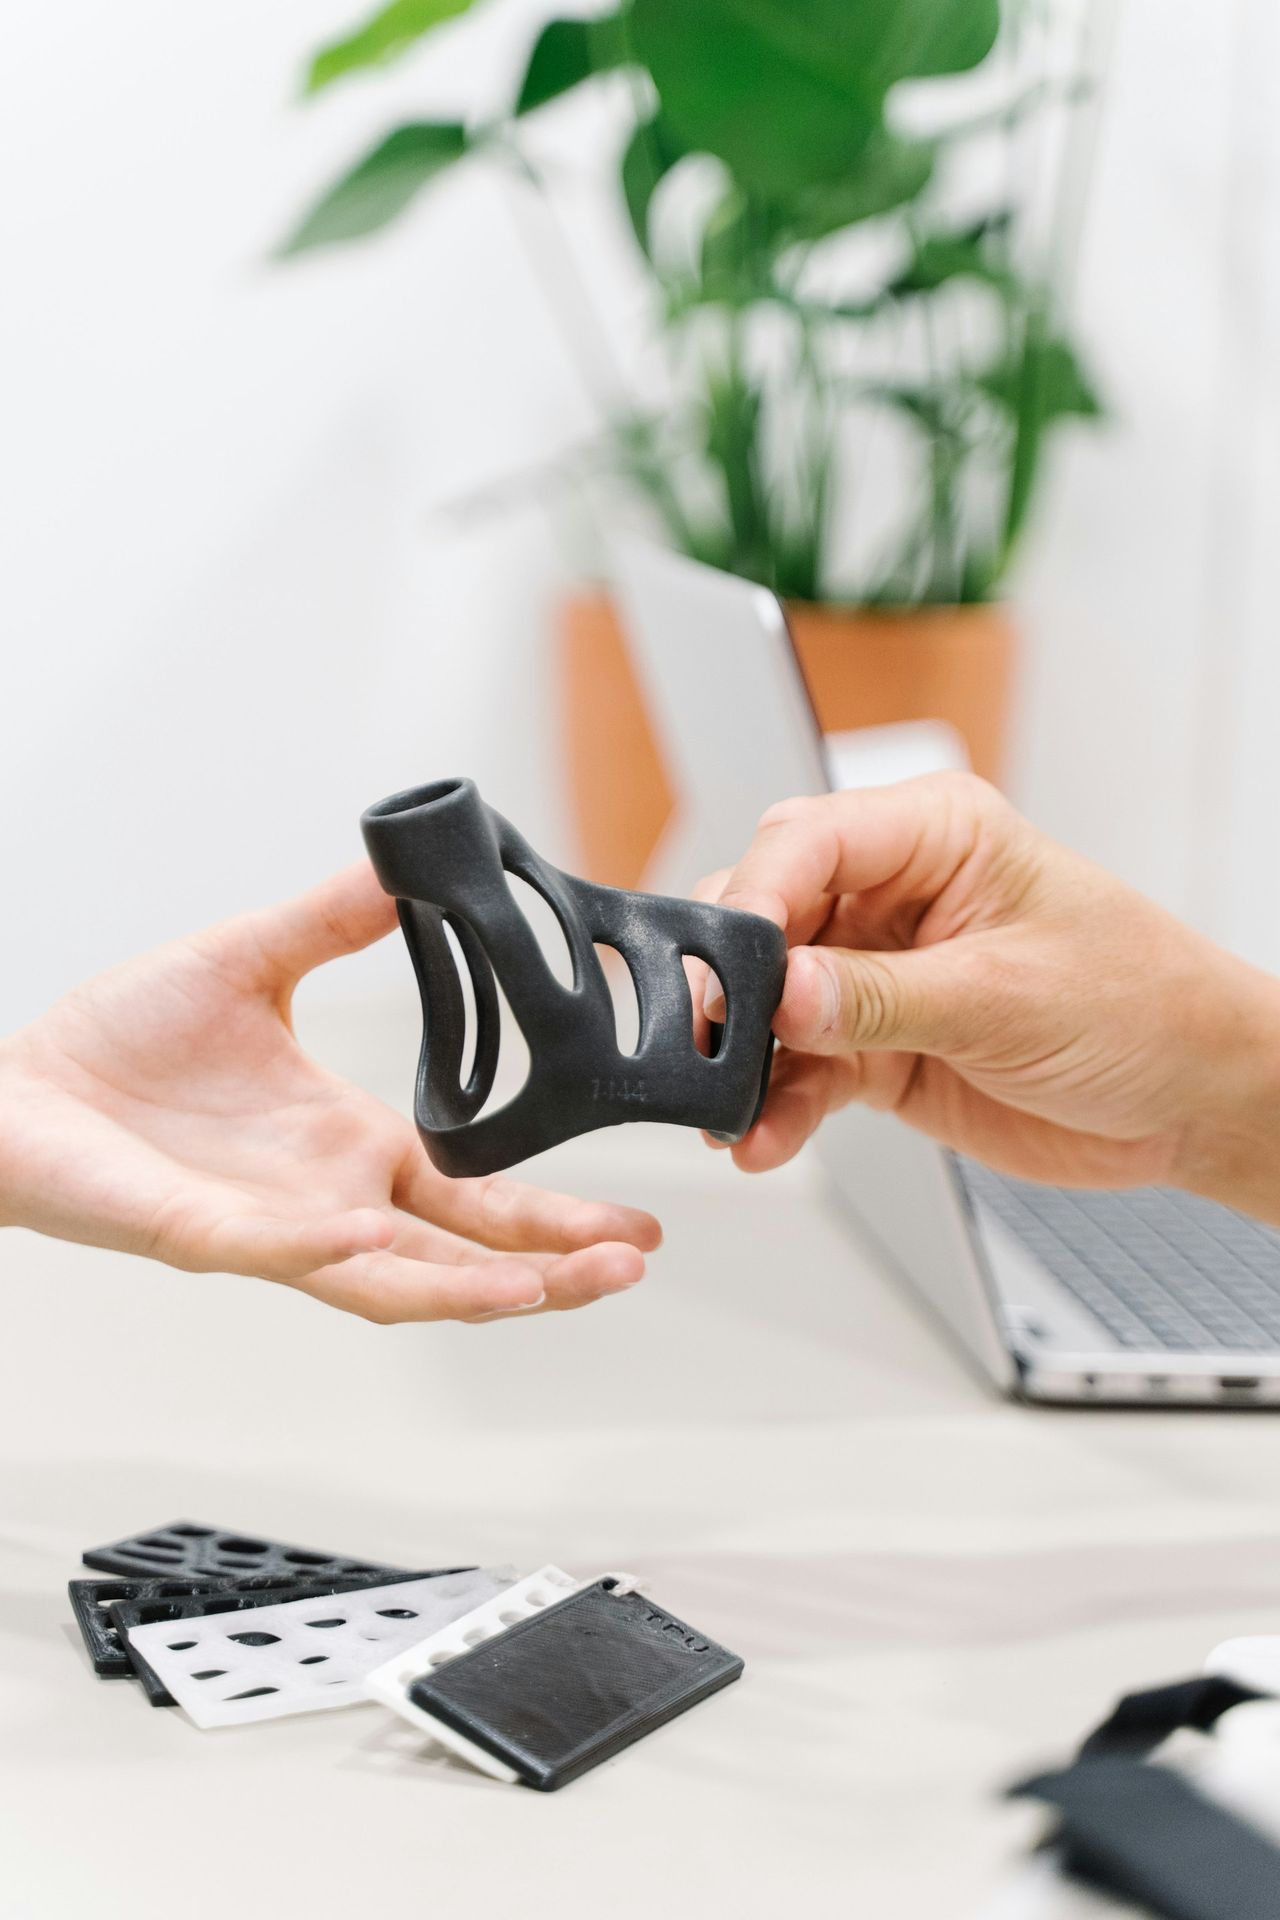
[81,1520,414,1585]
[407,1579,744,1791]
[69,1578,223,1679]
[110,1568,468,1706]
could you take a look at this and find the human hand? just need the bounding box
[700,774,1280,1221]
[0,865,660,1321]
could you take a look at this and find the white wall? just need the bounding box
[2,0,1278,1039]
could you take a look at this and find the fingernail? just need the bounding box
[702,983,726,1020]
[468,1289,545,1323]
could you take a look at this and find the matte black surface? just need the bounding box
[1079,1674,1264,1761]
[81,1519,412,1585]
[407,1579,744,1790]
[69,1577,222,1678]
[1014,1760,1280,1920]
[109,1567,463,1706]
[361,778,787,1176]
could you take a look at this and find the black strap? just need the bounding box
[1079,1674,1264,1760]
[1013,1759,1280,1920]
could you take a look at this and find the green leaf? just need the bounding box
[514,12,631,114]
[306,0,480,92]
[620,110,686,256]
[630,0,999,194]
[278,122,470,254]
[885,214,1016,298]
[782,133,935,240]
[977,334,1102,420]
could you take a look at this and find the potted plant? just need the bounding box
[284,0,1100,886]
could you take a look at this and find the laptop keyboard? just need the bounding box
[958,1161,1280,1353]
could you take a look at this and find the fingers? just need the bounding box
[715,773,1008,946]
[465,1241,646,1321]
[393,1152,662,1257]
[774,942,997,1059]
[235,863,399,989]
[197,1207,397,1281]
[288,1249,550,1324]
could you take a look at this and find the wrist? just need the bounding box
[1175,952,1280,1225]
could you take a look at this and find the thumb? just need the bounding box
[236,863,399,989]
[776,944,991,1059]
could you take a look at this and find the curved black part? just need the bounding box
[361,778,788,1177]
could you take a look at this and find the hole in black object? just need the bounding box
[690,964,725,1058]
[167,1639,197,1651]
[227,1686,278,1701]
[1219,1376,1261,1393]
[475,976,533,1122]
[192,1669,227,1681]
[205,1598,240,1614]
[170,1526,214,1538]
[441,917,479,1088]
[217,1537,267,1555]
[594,945,641,1056]
[142,1536,183,1551]
[299,1655,328,1666]
[136,1604,172,1624]
[282,1551,330,1567]
[340,1563,374,1575]
[375,1608,418,1620]
[506,871,576,990]
[126,1548,178,1563]
[305,1617,346,1630]
[228,1631,281,1647]
[159,1583,200,1597]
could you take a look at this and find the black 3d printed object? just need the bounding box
[361,779,788,1177]
[81,1520,412,1585]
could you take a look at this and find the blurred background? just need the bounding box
[3,0,1280,1040]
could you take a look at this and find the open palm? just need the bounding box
[0,865,659,1321]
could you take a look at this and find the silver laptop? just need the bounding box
[611,537,1280,1407]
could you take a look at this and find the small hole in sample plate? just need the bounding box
[228,1631,281,1647]
[227,1686,278,1701]
[594,945,641,1055]
[206,1599,239,1615]
[218,1538,267,1555]
[136,1604,171,1624]
[305,1617,347,1630]
[167,1639,197,1651]
[527,1592,546,1608]
[376,1608,418,1620]
[497,1610,523,1626]
[341,1563,374,1575]
[299,1655,328,1666]
[192,1669,228,1681]
[427,1650,455,1666]
[283,1551,330,1567]
[462,1628,486,1647]
[142,1537,183,1551]
[170,1526,213,1538]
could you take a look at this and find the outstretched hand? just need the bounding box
[700,773,1280,1223]
[0,865,660,1321]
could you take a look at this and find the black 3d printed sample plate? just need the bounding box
[406,1579,744,1790]
[69,1577,223,1678]
[109,1567,471,1705]
[81,1520,410,1585]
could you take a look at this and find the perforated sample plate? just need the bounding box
[69,1577,222,1678]
[365,1564,585,1778]
[81,1519,411,1584]
[110,1567,466,1706]
[406,1580,745,1791]
[125,1570,513,1727]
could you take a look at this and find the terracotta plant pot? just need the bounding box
[558,591,1017,889]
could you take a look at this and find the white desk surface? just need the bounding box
[4,1007,1279,1920]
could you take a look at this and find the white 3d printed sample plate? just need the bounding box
[126,1569,512,1728]
[364,1564,587,1782]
